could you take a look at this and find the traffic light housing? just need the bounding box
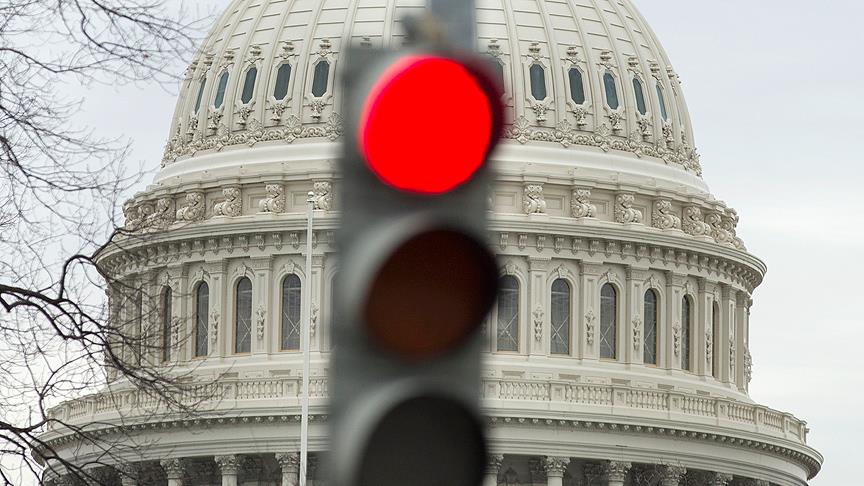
[331,46,503,486]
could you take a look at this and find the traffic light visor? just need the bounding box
[358,55,502,195]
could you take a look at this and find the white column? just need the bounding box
[602,461,631,486]
[276,452,300,486]
[658,465,686,486]
[160,459,185,486]
[484,455,504,486]
[735,292,749,392]
[543,457,570,486]
[215,455,241,486]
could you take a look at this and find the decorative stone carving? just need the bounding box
[310,303,319,338]
[744,346,753,385]
[706,329,714,366]
[571,188,596,218]
[210,311,220,345]
[652,199,681,230]
[682,206,712,237]
[614,193,643,224]
[725,209,747,250]
[633,316,642,351]
[673,323,681,356]
[313,181,332,210]
[486,454,505,475]
[256,305,266,340]
[215,455,241,475]
[176,192,205,222]
[160,458,185,479]
[706,472,734,486]
[533,306,544,342]
[585,309,596,346]
[543,457,570,477]
[603,461,632,482]
[662,121,675,147]
[214,187,242,217]
[637,115,653,139]
[707,212,733,246]
[572,106,589,127]
[123,199,143,231]
[658,465,686,486]
[608,111,626,132]
[523,184,547,214]
[259,184,286,213]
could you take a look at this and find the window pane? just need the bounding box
[274,63,292,100]
[194,77,207,113]
[241,67,258,104]
[600,284,617,359]
[195,283,209,357]
[162,288,172,361]
[235,278,253,354]
[529,63,547,100]
[603,72,619,110]
[550,279,571,355]
[282,275,302,351]
[656,84,669,121]
[633,77,647,115]
[568,68,585,105]
[311,61,330,97]
[214,71,230,108]
[643,290,658,365]
[682,296,692,371]
[497,276,519,352]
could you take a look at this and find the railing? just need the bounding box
[46,376,809,445]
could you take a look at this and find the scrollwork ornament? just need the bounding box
[256,305,266,340]
[652,199,681,230]
[259,184,286,213]
[523,184,547,214]
[683,206,712,237]
[214,187,242,217]
[210,311,220,345]
[673,323,681,356]
[571,188,596,218]
[176,192,205,222]
[632,316,642,351]
[533,306,544,342]
[585,309,596,346]
[614,193,643,224]
[313,181,332,210]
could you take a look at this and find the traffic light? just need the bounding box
[331,43,503,486]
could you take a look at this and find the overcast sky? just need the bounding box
[60,1,861,484]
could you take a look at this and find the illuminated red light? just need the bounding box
[359,55,500,195]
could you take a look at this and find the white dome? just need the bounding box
[160,0,702,185]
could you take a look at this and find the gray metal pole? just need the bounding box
[299,191,315,486]
[428,0,476,50]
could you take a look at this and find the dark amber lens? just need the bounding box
[363,229,498,359]
[358,395,486,486]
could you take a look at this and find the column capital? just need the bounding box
[603,461,632,482]
[160,458,185,480]
[215,454,241,475]
[486,454,505,475]
[706,472,734,486]
[276,452,300,471]
[543,456,570,478]
[658,465,686,485]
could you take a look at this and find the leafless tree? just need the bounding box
[0,1,217,484]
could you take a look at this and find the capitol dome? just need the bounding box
[41,1,822,485]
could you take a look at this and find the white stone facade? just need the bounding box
[41,1,821,485]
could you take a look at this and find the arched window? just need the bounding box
[600,284,617,359]
[529,63,547,100]
[235,278,253,354]
[311,61,330,97]
[274,63,292,101]
[240,66,258,104]
[656,84,669,121]
[161,288,172,362]
[550,279,571,355]
[195,283,209,357]
[281,274,302,351]
[214,71,230,109]
[644,289,659,365]
[568,68,586,105]
[603,72,619,110]
[712,302,721,379]
[497,276,519,352]
[194,77,207,113]
[633,77,647,115]
[682,296,693,371]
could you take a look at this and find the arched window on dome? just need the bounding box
[682,295,693,371]
[529,63,548,101]
[656,83,669,121]
[600,284,617,360]
[568,68,586,105]
[496,276,519,352]
[311,60,330,98]
[161,287,172,362]
[712,301,721,379]
[194,282,209,358]
[603,72,620,110]
[550,279,571,355]
[633,77,648,115]
[273,63,292,101]
[194,77,207,113]
[235,278,253,354]
[240,66,258,104]
[281,274,302,351]
[644,289,659,365]
[214,71,230,109]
